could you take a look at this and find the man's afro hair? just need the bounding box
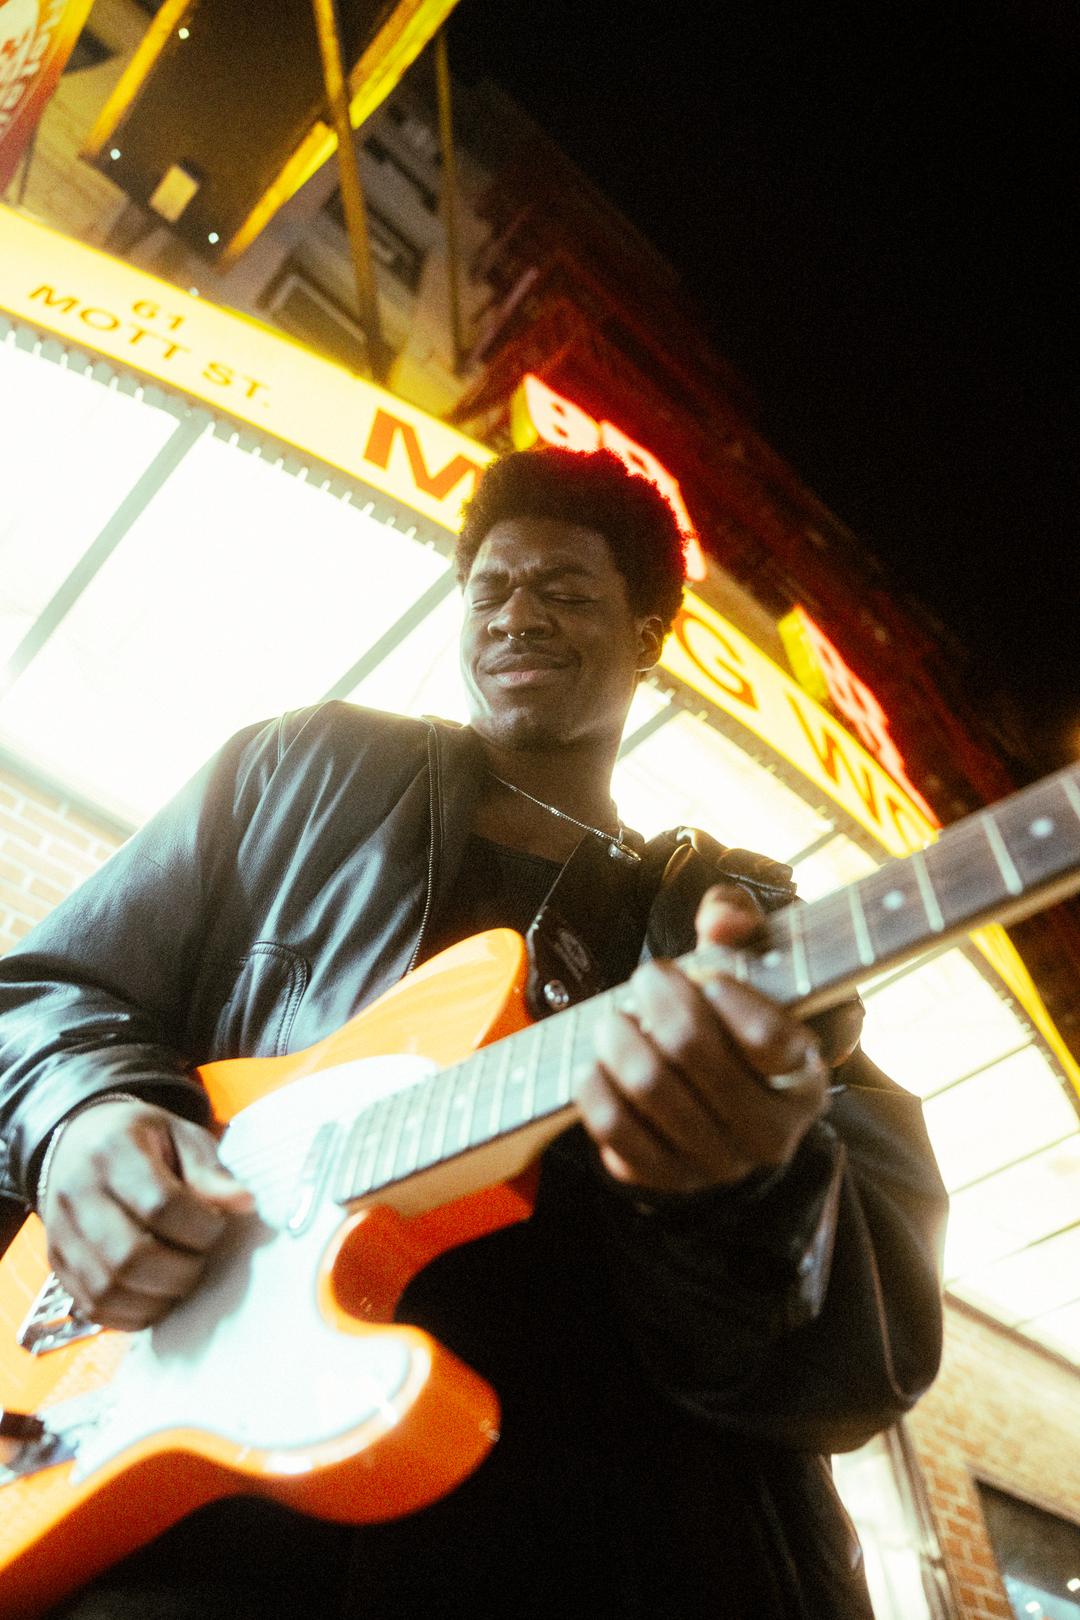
[456,446,687,635]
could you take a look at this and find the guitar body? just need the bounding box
[0,930,536,1620]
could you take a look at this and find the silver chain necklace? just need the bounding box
[487,772,641,862]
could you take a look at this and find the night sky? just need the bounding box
[450,1,1078,769]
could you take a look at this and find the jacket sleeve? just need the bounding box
[544,1051,947,1454]
[537,828,949,1454]
[0,715,293,1206]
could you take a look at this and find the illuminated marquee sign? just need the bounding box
[663,592,937,857]
[660,594,1068,1053]
[0,206,491,531]
[0,0,96,190]
[510,373,707,582]
[779,605,938,825]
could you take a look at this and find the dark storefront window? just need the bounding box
[977,1482,1080,1620]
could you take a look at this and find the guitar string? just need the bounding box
[216,992,622,1190]
[219,1020,586,1185]
[221,1076,582,1186]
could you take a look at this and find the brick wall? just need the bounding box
[0,759,126,956]
[909,1300,1080,1619]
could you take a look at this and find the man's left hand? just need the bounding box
[579,884,863,1195]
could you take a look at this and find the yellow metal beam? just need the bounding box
[222,0,461,265]
[310,0,389,380]
[434,27,465,372]
[80,1,462,267]
[81,0,193,162]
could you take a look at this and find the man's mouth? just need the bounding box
[489,664,569,687]
[484,651,571,685]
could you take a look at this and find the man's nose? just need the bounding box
[488,588,553,638]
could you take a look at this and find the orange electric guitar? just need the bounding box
[0,762,1078,1617]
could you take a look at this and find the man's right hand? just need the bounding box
[39,1099,253,1331]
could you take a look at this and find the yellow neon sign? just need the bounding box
[0,209,946,854]
[662,591,937,857]
[780,605,938,824]
[0,206,492,532]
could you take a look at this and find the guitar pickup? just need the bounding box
[17,1272,103,1357]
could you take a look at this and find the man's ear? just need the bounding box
[636,616,665,672]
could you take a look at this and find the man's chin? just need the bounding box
[470,710,565,753]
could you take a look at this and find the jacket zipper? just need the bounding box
[405,723,442,973]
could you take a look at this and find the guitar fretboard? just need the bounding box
[333,760,1080,1207]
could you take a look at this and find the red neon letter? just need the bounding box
[599,422,706,582]
[513,374,599,453]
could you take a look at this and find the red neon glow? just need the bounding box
[792,607,940,824]
[515,375,707,581]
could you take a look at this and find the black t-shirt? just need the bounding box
[421,833,650,995]
[419,834,564,962]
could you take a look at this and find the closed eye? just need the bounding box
[469,593,594,610]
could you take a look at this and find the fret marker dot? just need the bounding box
[762,950,781,967]
[1030,816,1055,839]
[882,890,905,911]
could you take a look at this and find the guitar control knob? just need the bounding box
[0,1409,48,1468]
[0,1410,46,1442]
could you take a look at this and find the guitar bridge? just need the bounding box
[17,1272,102,1356]
[0,1417,76,1486]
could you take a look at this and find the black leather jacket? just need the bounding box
[0,704,948,1618]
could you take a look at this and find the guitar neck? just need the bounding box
[334,761,1080,1208]
[701,758,1080,1017]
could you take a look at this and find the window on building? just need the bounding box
[361,132,439,213]
[384,100,441,165]
[64,30,116,74]
[976,1482,1080,1620]
[833,1429,952,1620]
[258,261,370,373]
[323,192,425,293]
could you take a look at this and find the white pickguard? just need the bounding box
[71,1053,437,1483]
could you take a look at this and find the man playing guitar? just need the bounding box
[0,447,947,1618]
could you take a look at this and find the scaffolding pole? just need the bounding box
[311,0,391,380]
[434,28,465,373]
